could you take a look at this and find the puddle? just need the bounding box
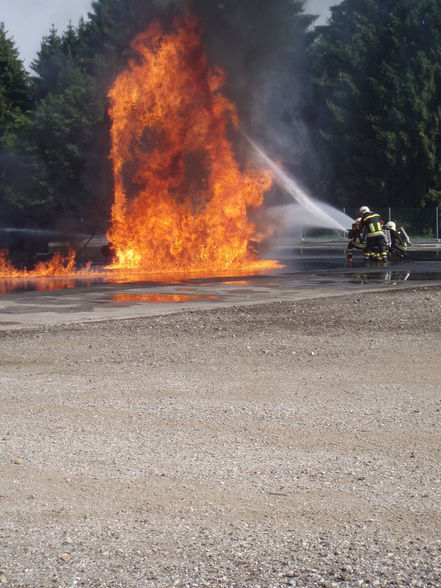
[347,271,411,285]
[407,272,441,280]
[346,271,441,284]
[0,278,81,295]
[1,246,440,296]
[218,280,252,286]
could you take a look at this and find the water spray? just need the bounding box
[242,133,353,232]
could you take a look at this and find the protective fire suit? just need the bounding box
[361,211,388,262]
[389,227,408,258]
[346,219,365,261]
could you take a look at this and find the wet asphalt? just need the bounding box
[0,242,440,330]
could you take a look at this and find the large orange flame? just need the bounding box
[0,16,279,292]
[107,16,278,273]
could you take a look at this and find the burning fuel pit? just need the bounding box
[105,16,280,275]
[0,16,281,291]
[0,228,90,269]
[1,17,440,314]
[1,241,441,331]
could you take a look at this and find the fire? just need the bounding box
[0,248,77,279]
[0,248,97,293]
[0,15,280,292]
[107,16,278,273]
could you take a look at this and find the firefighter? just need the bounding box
[346,217,365,262]
[385,221,409,258]
[359,206,388,262]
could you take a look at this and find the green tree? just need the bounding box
[26,1,163,231]
[308,0,441,208]
[0,23,30,119]
[0,23,34,223]
[26,22,110,230]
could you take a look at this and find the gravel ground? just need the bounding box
[1,286,441,587]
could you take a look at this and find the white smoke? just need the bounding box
[243,133,353,233]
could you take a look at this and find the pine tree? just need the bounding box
[26,21,108,229]
[0,23,34,223]
[24,1,162,230]
[308,0,441,208]
[0,23,30,141]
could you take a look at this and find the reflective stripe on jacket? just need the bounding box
[362,213,384,237]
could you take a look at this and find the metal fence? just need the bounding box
[343,207,440,240]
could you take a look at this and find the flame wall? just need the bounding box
[107,16,276,273]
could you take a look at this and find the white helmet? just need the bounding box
[359,206,370,215]
[386,221,396,231]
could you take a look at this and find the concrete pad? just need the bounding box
[1,257,441,330]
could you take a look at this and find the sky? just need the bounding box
[1,0,339,69]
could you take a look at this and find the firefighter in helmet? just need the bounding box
[346,217,365,262]
[385,221,410,259]
[359,206,388,262]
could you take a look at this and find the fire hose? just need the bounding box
[389,226,441,261]
[400,251,441,262]
[373,225,440,262]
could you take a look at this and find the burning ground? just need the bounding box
[1,15,280,282]
[0,286,440,586]
[107,16,278,274]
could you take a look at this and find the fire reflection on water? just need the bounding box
[0,265,268,295]
[110,293,218,303]
[0,279,78,295]
[218,280,252,286]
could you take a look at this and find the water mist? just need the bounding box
[243,134,354,234]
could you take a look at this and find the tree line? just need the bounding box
[0,0,440,232]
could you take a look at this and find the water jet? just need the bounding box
[243,134,354,234]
